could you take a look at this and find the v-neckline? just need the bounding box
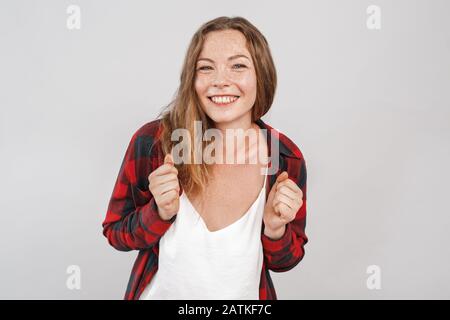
[182,164,268,234]
[183,178,267,234]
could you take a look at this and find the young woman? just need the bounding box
[102,16,308,300]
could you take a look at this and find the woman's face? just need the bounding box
[195,29,257,130]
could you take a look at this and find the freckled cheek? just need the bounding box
[194,78,209,98]
[236,74,257,99]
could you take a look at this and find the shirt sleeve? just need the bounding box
[261,157,308,272]
[102,131,175,252]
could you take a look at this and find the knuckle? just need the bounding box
[169,172,177,180]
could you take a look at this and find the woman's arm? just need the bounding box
[102,130,175,252]
[261,157,308,272]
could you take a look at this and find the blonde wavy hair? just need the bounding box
[155,16,277,196]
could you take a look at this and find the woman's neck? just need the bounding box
[212,121,265,165]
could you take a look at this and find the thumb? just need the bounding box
[268,171,288,215]
[164,153,174,166]
[269,171,288,196]
[276,171,288,184]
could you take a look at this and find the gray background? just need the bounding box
[1,0,449,299]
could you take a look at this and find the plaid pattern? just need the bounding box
[102,117,308,300]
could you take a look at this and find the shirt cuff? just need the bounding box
[261,222,293,254]
[140,197,176,236]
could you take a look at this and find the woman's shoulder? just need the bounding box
[261,121,307,187]
[277,128,305,161]
[132,118,163,140]
[124,118,164,163]
[259,119,305,161]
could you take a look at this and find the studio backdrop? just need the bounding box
[1,0,449,299]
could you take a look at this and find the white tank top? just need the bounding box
[139,164,268,300]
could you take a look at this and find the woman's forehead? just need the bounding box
[200,30,250,57]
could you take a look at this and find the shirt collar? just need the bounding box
[153,117,302,162]
[255,118,302,160]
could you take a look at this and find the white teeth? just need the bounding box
[210,96,238,104]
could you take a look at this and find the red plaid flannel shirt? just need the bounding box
[102,117,308,300]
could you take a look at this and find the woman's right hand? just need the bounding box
[148,153,180,221]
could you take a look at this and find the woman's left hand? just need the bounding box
[263,171,303,239]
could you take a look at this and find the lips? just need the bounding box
[207,95,240,106]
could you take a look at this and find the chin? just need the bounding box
[208,112,252,128]
[206,113,237,125]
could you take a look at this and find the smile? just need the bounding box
[208,95,239,106]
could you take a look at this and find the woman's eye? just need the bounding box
[232,64,247,69]
[197,66,213,71]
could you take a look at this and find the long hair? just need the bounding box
[155,16,277,196]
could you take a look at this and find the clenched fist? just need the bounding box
[263,171,303,239]
[148,153,181,221]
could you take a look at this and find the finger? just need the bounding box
[164,153,174,166]
[276,171,289,184]
[273,193,296,210]
[276,178,301,194]
[156,180,180,196]
[273,202,281,216]
[277,203,294,221]
[269,171,289,197]
[159,189,179,205]
[276,185,301,203]
[151,163,178,177]
[152,173,179,186]
[274,201,295,219]
[274,202,288,218]
[149,176,179,194]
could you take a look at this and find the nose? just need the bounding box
[212,67,230,88]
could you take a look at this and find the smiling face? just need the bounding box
[195,29,257,131]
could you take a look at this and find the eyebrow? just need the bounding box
[197,54,250,63]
